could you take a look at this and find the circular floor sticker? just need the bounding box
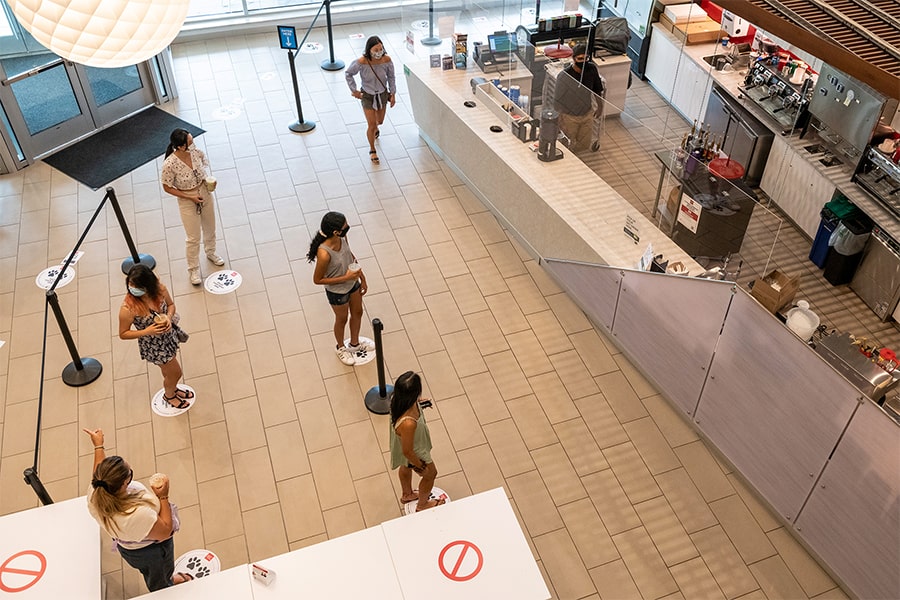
[35,266,75,290]
[211,105,242,120]
[174,549,221,580]
[343,336,376,366]
[204,270,243,294]
[411,20,429,30]
[299,42,323,53]
[151,386,196,417]
[403,486,450,515]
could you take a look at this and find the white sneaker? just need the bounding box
[348,339,375,353]
[189,268,202,285]
[336,346,356,366]
[207,253,225,266]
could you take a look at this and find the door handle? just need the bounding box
[1,58,65,86]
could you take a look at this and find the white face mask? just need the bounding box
[372,49,384,59]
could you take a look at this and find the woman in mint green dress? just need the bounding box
[389,371,443,511]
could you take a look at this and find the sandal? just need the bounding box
[174,387,195,400]
[415,497,446,512]
[369,150,379,164]
[163,394,191,410]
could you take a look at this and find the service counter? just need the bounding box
[403,60,700,272]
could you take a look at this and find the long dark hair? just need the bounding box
[124,264,162,315]
[165,128,190,158]
[364,36,385,60]
[390,371,422,424]
[306,211,347,262]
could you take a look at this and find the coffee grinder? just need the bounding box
[538,109,564,162]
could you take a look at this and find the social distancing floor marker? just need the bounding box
[205,270,243,294]
[174,549,220,580]
[402,486,450,516]
[344,336,376,366]
[151,385,195,417]
[35,266,75,290]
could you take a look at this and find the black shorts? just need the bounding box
[326,280,361,305]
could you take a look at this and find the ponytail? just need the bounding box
[166,128,190,159]
[306,211,347,262]
[306,231,328,262]
[165,143,176,158]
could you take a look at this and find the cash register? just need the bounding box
[475,31,517,71]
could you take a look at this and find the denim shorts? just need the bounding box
[326,280,361,305]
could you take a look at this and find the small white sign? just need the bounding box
[411,19,429,31]
[437,15,455,38]
[299,42,323,54]
[472,16,487,23]
[349,33,364,40]
[638,243,654,271]
[151,386,196,417]
[204,270,243,294]
[35,266,75,290]
[677,196,702,233]
[173,549,221,580]
[211,105,242,121]
[59,250,84,265]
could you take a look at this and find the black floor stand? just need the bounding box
[320,0,345,71]
[364,319,392,414]
[288,49,316,133]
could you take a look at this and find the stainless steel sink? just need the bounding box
[702,55,729,68]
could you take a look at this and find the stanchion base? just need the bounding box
[420,36,442,46]
[62,357,103,387]
[365,384,393,415]
[321,59,345,71]
[289,120,316,133]
[121,254,156,275]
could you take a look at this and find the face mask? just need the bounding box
[574,60,586,69]
[372,50,384,59]
[128,286,145,297]
[339,225,350,237]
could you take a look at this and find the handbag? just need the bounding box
[171,312,189,343]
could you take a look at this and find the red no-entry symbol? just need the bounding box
[438,540,483,582]
[0,550,47,592]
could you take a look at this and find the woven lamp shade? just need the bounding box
[8,0,190,68]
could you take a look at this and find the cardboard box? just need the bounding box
[673,19,726,45]
[658,13,675,33]
[751,270,800,313]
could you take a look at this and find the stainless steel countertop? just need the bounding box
[651,23,900,241]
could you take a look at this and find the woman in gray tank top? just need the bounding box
[307,211,373,366]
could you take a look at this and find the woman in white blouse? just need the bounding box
[161,128,224,285]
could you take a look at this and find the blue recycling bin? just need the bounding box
[809,207,838,268]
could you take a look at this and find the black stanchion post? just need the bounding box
[47,290,102,387]
[108,187,156,274]
[421,0,441,46]
[288,49,317,133]
[364,318,392,414]
[320,0,345,71]
[23,468,53,505]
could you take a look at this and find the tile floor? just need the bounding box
[0,15,858,600]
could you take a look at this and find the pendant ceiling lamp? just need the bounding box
[7,0,190,68]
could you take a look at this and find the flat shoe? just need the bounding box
[369,150,379,164]
[206,253,225,266]
[174,387,195,400]
[416,497,446,512]
[163,394,190,410]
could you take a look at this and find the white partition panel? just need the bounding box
[794,401,900,600]
[695,291,861,520]
[613,271,733,415]
[542,259,621,332]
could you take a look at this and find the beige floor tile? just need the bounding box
[734,589,769,599]
[197,475,244,542]
[810,586,850,599]
[487,240,529,277]
[570,329,624,378]
[156,448,199,507]
[416,210,452,242]
[613,354,658,399]
[407,256,449,296]
[548,350,600,401]
[484,351,533,401]
[265,274,302,316]
[507,395,558,450]
[173,504,205,558]
[768,527,835,597]
[691,525,764,600]
[224,396,266,453]
[183,373,225,428]
[582,469,642,536]
[237,291,275,335]
[532,443,587,506]
[209,310,247,356]
[442,330,488,377]
[506,273,550,315]
[529,372,579,424]
[459,372,510,425]
[430,240,469,279]
[309,446,357,510]
[418,351,465,399]
[674,441,735,503]
[283,352,326,403]
[254,373,296,427]
[243,502,289,562]
[642,393,698,448]
[467,257,509,297]
[112,375,151,430]
[206,535,249,571]
[423,417,461,474]
[612,526,679,599]
[590,559,642,600]
[116,422,156,481]
[272,312,313,359]
[487,291,530,335]
[385,274,428,314]
[574,392,631,451]
[596,371,648,424]
[727,474,781,533]
[507,329,555,377]
[424,291,466,335]
[446,273,489,315]
[749,555,808,600]
[38,423,78,483]
[436,394,487,450]
[655,468,719,534]
[265,421,310,482]
[464,309,511,356]
[457,444,506,495]
[559,497,619,569]
[354,472,400,527]
[670,556,727,600]
[554,418,609,475]
[401,309,445,356]
[634,495,698,566]
[338,420,385,480]
[215,352,257,402]
[151,407,192,454]
[534,528,596,600]
[296,395,341,452]
[277,474,325,542]
[323,502,366,539]
[78,397,117,455]
[191,422,234,482]
[323,372,369,427]
[246,330,285,378]
[233,446,278,511]
[623,416,681,475]
[505,470,564,536]
[545,291,593,335]
[2,399,37,457]
[710,494,777,564]
[528,309,573,356]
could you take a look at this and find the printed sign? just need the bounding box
[151,386,195,417]
[174,549,221,580]
[623,214,640,244]
[406,30,415,54]
[0,550,46,592]
[277,25,298,50]
[204,270,243,294]
[299,42,323,54]
[438,541,482,582]
[677,196,702,233]
[35,266,75,290]
[349,33,364,40]
[59,250,84,266]
[402,486,450,516]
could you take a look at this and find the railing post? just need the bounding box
[107,187,156,274]
[320,0,344,71]
[364,318,392,414]
[47,290,102,387]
